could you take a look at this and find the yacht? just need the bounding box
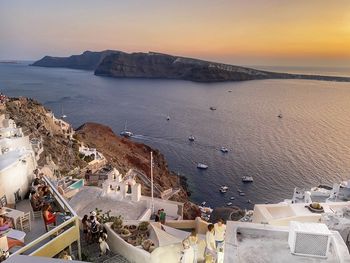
[120,121,133,138]
[242,176,254,183]
[220,185,229,193]
[226,202,233,206]
[197,163,208,169]
[188,135,195,141]
[220,147,229,153]
[230,196,235,200]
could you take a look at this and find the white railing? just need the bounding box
[10,175,81,259]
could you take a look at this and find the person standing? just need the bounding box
[205,224,216,262]
[214,219,226,250]
[159,209,166,224]
[188,230,198,263]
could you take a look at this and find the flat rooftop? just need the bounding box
[224,222,350,263]
[69,186,148,220]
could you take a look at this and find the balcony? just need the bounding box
[4,175,82,261]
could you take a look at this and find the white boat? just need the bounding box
[226,202,233,206]
[230,196,235,200]
[220,185,229,193]
[247,200,252,204]
[199,206,213,214]
[201,201,206,206]
[188,135,195,141]
[220,147,229,153]
[197,163,208,169]
[166,115,170,121]
[61,104,67,119]
[239,192,246,196]
[120,121,133,138]
[242,176,254,183]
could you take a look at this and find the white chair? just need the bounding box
[32,210,42,220]
[19,212,31,232]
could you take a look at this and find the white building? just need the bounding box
[224,221,350,263]
[0,115,37,203]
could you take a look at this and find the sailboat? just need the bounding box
[120,121,133,137]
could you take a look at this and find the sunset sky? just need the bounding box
[1,0,350,66]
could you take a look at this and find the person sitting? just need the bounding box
[0,216,24,250]
[42,204,56,231]
[30,191,43,211]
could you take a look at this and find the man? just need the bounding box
[159,209,166,224]
[214,218,226,250]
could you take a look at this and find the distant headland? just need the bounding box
[32,50,350,83]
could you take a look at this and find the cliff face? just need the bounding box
[31,50,120,70]
[75,122,200,219]
[33,50,350,83]
[4,98,86,172]
[94,52,271,82]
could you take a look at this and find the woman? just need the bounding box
[42,203,56,229]
[0,216,24,249]
[188,230,198,263]
[30,190,43,211]
[82,215,91,242]
[205,224,216,263]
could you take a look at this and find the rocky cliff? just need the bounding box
[31,50,120,70]
[33,50,350,83]
[2,97,200,218]
[75,122,199,219]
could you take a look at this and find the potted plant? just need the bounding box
[128,224,137,233]
[138,221,149,233]
[120,228,131,240]
[142,239,155,252]
[112,215,124,233]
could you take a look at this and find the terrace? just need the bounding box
[1,175,82,260]
[224,221,350,263]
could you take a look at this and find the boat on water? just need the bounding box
[242,176,254,183]
[201,201,206,206]
[230,196,235,200]
[220,147,229,153]
[247,200,252,204]
[166,115,170,121]
[199,205,213,214]
[197,163,208,169]
[237,189,243,193]
[120,121,133,138]
[188,135,195,141]
[210,106,217,111]
[226,202,233,206]
[220,185,229,193]
[239,192,246,196]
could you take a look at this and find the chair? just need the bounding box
[0,195,7,207]
[32,210,42,220]
[19,212,31,232]
[0,194,15,209]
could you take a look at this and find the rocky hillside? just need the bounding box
[4,97,86,172]
[31,50,119,70]
[33,50,350,83]
[75,122,199,219]
[2,97,200,218]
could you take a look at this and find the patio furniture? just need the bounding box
[19,212,31,232]
[0,207,25,229]
[0,195,15,209]
[32,210,42,220]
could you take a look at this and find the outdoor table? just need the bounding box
[6,229,26,242]
[0,207,24,229]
